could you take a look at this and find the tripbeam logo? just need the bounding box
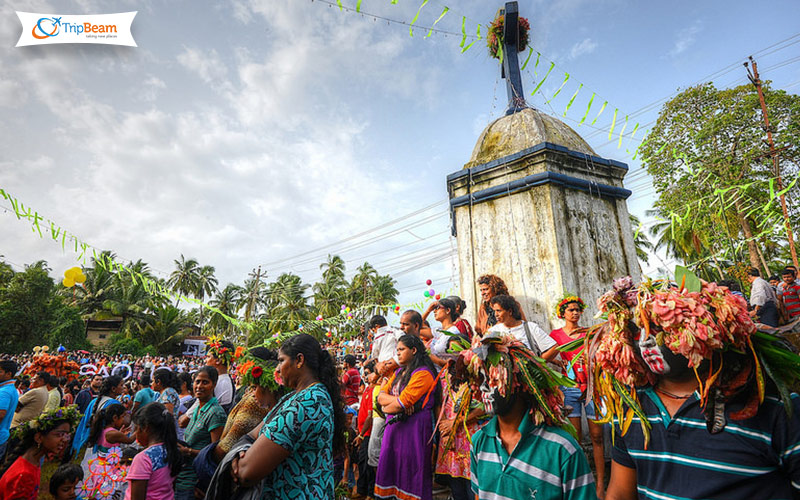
[16,12,137,47]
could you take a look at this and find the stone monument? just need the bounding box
[447,1,641,330]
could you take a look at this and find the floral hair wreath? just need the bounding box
[555,293,586,319]
[458,331,576,436]
[206,335,243,366]
[237,355,280,392]
[11,404,82,441]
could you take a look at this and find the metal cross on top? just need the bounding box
[500,1,527,115]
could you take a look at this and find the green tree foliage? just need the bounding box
[0,261,89,352]
[640,82,800,276]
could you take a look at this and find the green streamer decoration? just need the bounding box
[408,0,429,36]
[530,62,554,96]
[617,115,628,148]
[607,108,619,140]
[462,24,481,53]
[495,28,502,61]
[356,0,363,12]
[579,92,595,125]
[460,16,466,48]
[520,47,534,70]
[590,100,607,126]
[546,72,570,104]
[563,83,583,116]
[336,0,343,11]
[426,6,449,38]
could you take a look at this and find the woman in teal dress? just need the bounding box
[233,334,346,499]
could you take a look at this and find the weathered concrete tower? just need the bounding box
[448,2,640,329]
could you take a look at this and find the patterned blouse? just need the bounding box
[260,383,334,499]
[218,391,269,455]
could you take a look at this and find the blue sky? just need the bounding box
[1,0,799,309]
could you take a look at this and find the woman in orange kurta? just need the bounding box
[374,335,438,500]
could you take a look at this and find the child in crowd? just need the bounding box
[50,463,84,500]
[126,402,181,500]
[84,403,135,465]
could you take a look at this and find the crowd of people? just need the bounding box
[0,268,798,500]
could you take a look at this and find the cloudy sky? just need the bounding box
[2,0,799,308]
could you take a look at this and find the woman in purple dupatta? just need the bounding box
[374,335,439,500]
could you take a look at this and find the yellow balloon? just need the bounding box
[64,267,81,279]
[75,273,87,284]
[62,277,75,287]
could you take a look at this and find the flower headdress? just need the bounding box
[237,354,280,392]
[458,331,576,435]
[11,404,82,441]
[205,335,242,366]
[582,273,800,446]
[555,293,586,319]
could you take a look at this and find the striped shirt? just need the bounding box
[470,412,595,500]
[612,387,800,500]
[780,283,800,318]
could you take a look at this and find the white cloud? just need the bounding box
[669,21,702,57]
[568,38,597,60]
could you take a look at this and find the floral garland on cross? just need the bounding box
[487,12,530,59]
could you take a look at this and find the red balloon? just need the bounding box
[435,294,441,300]
[426,279,432,286]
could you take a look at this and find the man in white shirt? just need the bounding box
[747,268,779,327]
[368,315,402,377]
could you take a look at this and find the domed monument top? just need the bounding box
[468,108,596,167]
[446,1,640,335]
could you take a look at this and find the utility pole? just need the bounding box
[244,265,264,348]
[745,56,799,269]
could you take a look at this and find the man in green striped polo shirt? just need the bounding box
[464,331,596,500]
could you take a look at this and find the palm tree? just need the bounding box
[101,269,153,337]
[314,255,348,319]
[208,284,243,336]
[372,274,399,314]
[137,305,190,354]
[167,255,201,307]
[630,214,654,265]
[349,262,378,304]
[320,254,346,285]
[265,273,310,338]
[69,251,117,316]
[195,265,219,328]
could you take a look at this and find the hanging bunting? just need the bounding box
[520,47,534,70]
[356,0,363,12]
[590,100,607,126]
[426,6,449,38]
[462,24,481,53]
[530,61,554,96]
[617,115,628,148]
[336,0,343,11]
[533,52,540,75]
[408,0,429,36]
[460,16,466,48]
[607,108,619,140]
[579,92,595,125]
[546,72,570,104]
[563,83,583,116]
